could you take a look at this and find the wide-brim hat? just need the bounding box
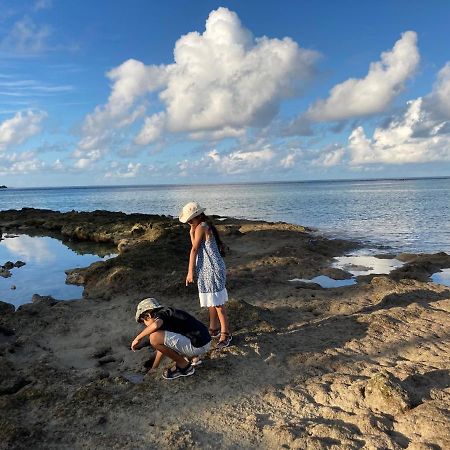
[135,297,163,322]
[179,201,206,223]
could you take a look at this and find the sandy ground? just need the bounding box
[0,209,449,449]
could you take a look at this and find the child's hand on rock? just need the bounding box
[131,338,140,351]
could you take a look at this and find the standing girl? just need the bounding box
[179,201,232,349]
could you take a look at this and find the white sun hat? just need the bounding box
[179,201,206,223]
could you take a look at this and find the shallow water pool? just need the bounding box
[332,254,404,276]
[0,234,115,308]
[431,268,450,287]
[289,252,405,288]
[289,275,357,288]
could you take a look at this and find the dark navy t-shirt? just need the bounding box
[155,307,211,348]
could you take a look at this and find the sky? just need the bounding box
[0,0,449,187]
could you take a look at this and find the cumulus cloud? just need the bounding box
[104,162,142,178]
[277,146,309,169]
[306,31,419,122]
[79,7,319,159]
[348,98,450,165]
[0,150,45,175]
[178,144,276,176]
[343,60,450,166]
[425,62,450,119]
[134,112,166,145]
[312,145,345,167]
[82,59,167,141]
[279,152,297,169]
[161,8,318,134]
[0,110,46,151]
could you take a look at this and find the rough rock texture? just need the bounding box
[0,209,449,449]
[365,372,411,415]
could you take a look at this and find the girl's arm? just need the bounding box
[186,224,205,285]
[130,318,163,351]
[189,224,196,245]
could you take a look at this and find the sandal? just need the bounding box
[209,328,221,338]
[217,332,232,350]
[162,363,195,380]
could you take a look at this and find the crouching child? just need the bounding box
[131,297,212,380]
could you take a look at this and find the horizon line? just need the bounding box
[2,175,449,190]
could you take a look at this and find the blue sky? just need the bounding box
[0,0,449,187]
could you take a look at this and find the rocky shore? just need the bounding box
[0,208,449,449]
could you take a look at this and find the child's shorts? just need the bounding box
[163,331,211,358]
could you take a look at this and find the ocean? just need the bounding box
[1,177,449,254]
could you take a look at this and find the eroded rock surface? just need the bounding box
[0,208,449,449]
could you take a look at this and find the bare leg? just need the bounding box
[149,331,188,368]
[208,306,220,330]
[215,304,229,334]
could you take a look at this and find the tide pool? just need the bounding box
[431,268,450,287]
[0,234,115,308]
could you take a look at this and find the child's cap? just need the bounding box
[179,201,206,223]
[135,297,163,322]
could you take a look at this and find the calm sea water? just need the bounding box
[1,178,449,253]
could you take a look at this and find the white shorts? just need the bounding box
[163,331,211,358]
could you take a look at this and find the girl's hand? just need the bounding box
[131,338,140,351]
[185,272,194,286]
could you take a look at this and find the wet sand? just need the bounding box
[0,208,449,449]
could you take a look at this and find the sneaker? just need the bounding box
[162,363,195,380]
[217,333,232,350]
[191,357,203,366]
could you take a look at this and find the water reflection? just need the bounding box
[0,234,115,308]
[2,235,56,263]
[431,269,450,287]
[289,275,357,288]
[332,255,404,276]
[289,254,404,288]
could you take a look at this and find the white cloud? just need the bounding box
[75,59,167,163]
[278,147,307,169]
[306,31,419,122]
[160,7,318,134]
[188,126,246,141]
[279,152,296,169]
[426,62,450,119]
[72,149,103,170]
[134,112,166,145]
[178,144,276,176]
[0,110,46,151]
[0,150,45,175]
[0,16,51,55]
[104,162,142,178]
[78,7,319,157]
[80,59,168,150]
[312,146,345,167]
[348,98,450,165]
[52,158,64,170]
[73,158,91,170]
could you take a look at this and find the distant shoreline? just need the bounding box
[4,175,450,190]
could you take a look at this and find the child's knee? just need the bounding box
[149,330,165,346]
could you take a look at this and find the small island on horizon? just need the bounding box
[0,185,7,189]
